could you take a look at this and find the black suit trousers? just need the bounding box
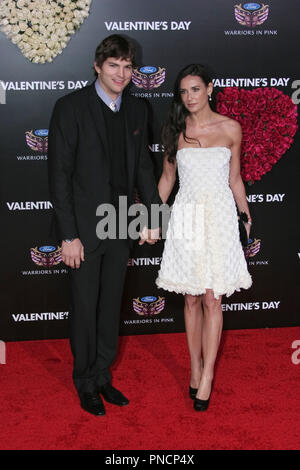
[69,239,130,394]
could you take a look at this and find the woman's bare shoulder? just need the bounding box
[218,115,242,134]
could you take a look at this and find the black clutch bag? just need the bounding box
[238,211,249,247]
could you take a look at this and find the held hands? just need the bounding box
[61,238,85,269]
[138,226,161,246]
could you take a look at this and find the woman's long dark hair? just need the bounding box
[162,64,213,163]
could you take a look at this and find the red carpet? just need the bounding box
[0,328,299,450]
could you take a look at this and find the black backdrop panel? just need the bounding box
[0,0,299,340]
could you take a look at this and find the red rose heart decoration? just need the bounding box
[216,87,298,184]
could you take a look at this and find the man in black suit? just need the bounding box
[48,35,161,416]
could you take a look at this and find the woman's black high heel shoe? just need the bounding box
[193,381,213,411]
[194,396,210,411]
[189,386,198,400]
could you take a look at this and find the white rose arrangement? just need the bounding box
[0,0,92,63]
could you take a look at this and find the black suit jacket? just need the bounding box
[48,83,161,252]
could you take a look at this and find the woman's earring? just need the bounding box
[208,94,212,101]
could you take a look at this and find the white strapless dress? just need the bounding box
[156,147,252,299]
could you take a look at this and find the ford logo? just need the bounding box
[243,3,261,10]
[38,245,56,253]
[34,129,48,137]
[139,66,158,74]
[141,296,157,303]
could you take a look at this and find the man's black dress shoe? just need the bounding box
[79,392,106,416]
[98,383,129,406]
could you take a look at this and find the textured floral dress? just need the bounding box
[156,147,252,299]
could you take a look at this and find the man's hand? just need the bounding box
[61,238,85,268]
[138,227,160,246]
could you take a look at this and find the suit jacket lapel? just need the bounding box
[122,95,135,194]
[87,83,110,170]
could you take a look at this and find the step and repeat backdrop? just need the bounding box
[0,0,299,341]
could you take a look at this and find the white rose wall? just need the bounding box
[0,0,299,341]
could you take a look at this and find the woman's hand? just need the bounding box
[245,221,251,240]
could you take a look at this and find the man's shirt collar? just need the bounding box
[95,80,122,111]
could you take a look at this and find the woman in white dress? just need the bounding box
[156,64,252,411]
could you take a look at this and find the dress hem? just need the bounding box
[155,276,252,300]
